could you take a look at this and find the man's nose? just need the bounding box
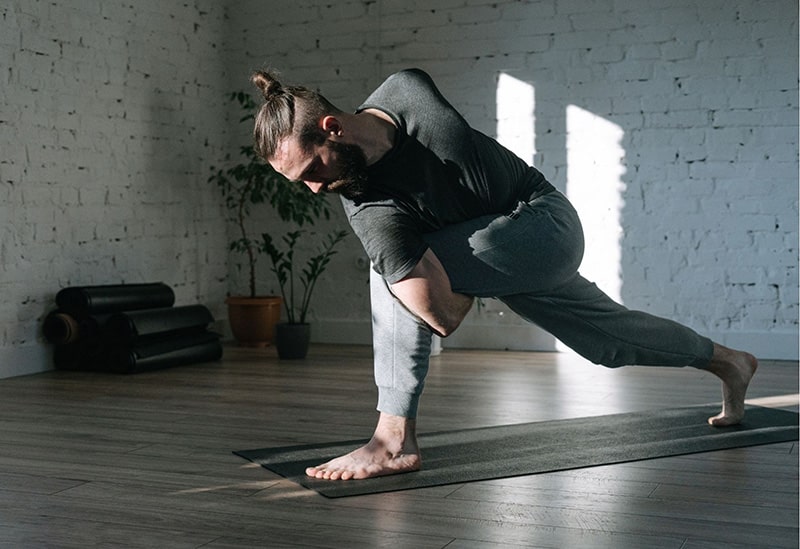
[304,181,324,194]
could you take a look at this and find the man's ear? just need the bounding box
[320,115,343,137]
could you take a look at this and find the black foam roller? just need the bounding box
[53,339,106,371]
[43,311,110,345]
[111,331,222,373]
[104,304,214,343]
[56,283,175,317]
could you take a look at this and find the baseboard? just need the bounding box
[311,319,373,345]
[443,323,558,351]
[0,344,53,379]
[705,330,798,361]
[311,320,798,361]
[1,326,795,380]
[311,319,558,351]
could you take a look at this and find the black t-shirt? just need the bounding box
[342,68,554,284]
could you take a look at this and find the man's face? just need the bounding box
[270,136,368,201]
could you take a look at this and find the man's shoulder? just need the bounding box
[339,194,395,218]
[385,68,432,86]
[369,68,435,100]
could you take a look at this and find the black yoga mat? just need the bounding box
[53,338,106,371]
[56,283,175,317]
[234,404,799,498]
[110,331,222,373]
[104,304,214,342]
[43,311,110,345]
[48,312,110,371]
[54,331,222,373]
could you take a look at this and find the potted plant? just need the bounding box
[262,229,348,359]
[209,92,332,347]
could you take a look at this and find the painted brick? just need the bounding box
[1,0,230,377]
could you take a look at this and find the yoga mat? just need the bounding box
[53,339,106,371]
[56,283,175,317]
[110,331,222,373]
[49,313,110,371]
[235,404,799,498]
[104,304,214,343]
[43,311,110,345]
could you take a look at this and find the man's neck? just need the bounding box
[354,109,396,166]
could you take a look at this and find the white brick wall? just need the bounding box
[234,0,798,359]
[2,0,796,379]
[0,0,231,377]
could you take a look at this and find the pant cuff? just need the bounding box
[689,336,715,368]
[377,387,420,419]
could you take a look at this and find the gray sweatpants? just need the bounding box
[371,191,714,418]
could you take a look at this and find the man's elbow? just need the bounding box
[433,317,461,338]
[433,295,474,337]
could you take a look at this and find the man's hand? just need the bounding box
[389,248,474,337]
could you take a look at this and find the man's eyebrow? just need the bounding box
[297,157,317,180]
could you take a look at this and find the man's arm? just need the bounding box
[389,248,474,337]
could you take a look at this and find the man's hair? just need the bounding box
[250,70,341,160]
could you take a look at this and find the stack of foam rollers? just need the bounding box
[43,282,222,373]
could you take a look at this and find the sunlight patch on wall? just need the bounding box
[566,105,626,304]
[496,73,535,165]
[477,72,557,353]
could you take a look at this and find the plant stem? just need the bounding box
[237,182,257,298]
[288,248,296,324]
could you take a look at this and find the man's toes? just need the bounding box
[708,412,742,427]
[308,467,330,479]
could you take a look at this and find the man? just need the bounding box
[250,68,758,481]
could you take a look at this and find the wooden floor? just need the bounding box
[0,344,797,548]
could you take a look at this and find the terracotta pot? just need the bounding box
[275,322,311,359]
[225,295,282,347]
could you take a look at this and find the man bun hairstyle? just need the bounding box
[250,69,341,161]
[251,70,283,99]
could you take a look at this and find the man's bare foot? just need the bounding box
[704,343,758,426]
[306,413,421,480]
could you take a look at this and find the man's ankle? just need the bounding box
[373,413,418,452]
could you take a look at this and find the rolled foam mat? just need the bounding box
[53,339,106,371]
[111,331,222,373]
[43,311,110,345]
[104,304,214,343]
[55,283,175,317]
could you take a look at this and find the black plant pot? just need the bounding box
[275,323,311,360]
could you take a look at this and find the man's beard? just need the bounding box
[325,140,368,201]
